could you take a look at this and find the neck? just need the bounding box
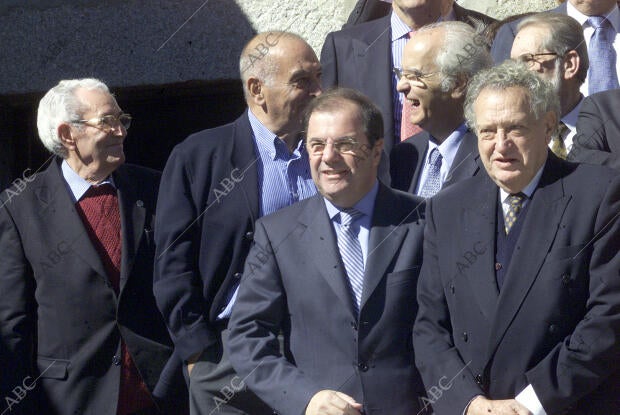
[250,107,301,152]
[392,3,446,30]
[560,90,582,118]
[428,117,464,144]
[66,158,114,185]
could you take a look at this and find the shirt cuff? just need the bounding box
[516,384,547,415]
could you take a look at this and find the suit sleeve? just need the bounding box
[525,175,620,413]
[0,201,38,414]
[153,145,215,361]
[570,96,620,169]
[490,22,516,64]
[227,220,321,415]
[320,32,338,89]
[412,197,483,414]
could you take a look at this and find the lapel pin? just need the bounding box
[136,200,144,207]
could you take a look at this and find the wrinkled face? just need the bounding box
[474,87,555,193]
[66,88,126,175]
[569,0,617,15]
[307,103,383,208]
[397,30,456,136]
[261,38,322,135]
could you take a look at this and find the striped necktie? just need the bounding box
[338,208,365,312]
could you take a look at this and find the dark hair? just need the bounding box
[302,87,384,146]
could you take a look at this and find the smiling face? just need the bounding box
[62,88,126,182]
[475,86,555,193]
[307,102,383,208]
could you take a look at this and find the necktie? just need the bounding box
[400,32,423,141]
[504,193,526,234]
[338,209,365,312]
[550,122,568,159]
[418,148,443,198]
[587,16,619,94]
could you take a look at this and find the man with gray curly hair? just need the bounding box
[413,61,620,415]
[0,78,186,415]
[390,21,492,197]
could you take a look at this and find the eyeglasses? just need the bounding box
[307,137,367,156]
[73,113,132,132]
[393,67,440,86]
[515,52,560,69]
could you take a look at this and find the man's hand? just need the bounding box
[467,396,531,415]
[186,350,204,376]
[306,390,363,415]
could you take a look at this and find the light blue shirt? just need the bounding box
[61,160,115,202]
[324,181,379,267]
[415,123,467,195]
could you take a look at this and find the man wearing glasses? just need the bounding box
[510,13,588,158]
[227,88,427,415]
[0,79,185,415]
[390,21,492,197]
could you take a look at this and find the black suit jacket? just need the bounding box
[0,159,184,415]
[321,5,496,155]
[154,112,262,362]
[413,154,620,414]
[227,184,427,415]
[390,129,481,193]
[490,4,566,63]
[570,89,620,169]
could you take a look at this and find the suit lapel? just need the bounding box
[231,112,260,224]
[42,160,109,283]
[299,195,357,317]
[488,155,571,354]
[407,134,430,193]
[444,130,480,187]
[360,184,410,309]
[462,175,499,320]
[113,167,146,291]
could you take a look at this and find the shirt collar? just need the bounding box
[499,161,545,203]
[61,160,115,202]
[390,5,454,41]
[568,1,620,32]
[248,108,304,160]
[561,96,584,133]
[325,180,379,222]
[428,123,468,169]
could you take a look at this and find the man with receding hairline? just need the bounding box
[154,31,322,415]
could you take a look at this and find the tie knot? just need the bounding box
[506,192,525,207]
[589,15,610,29]
[428,148,443,166]
[340,208,364,227]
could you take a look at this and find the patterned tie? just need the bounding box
[550,122,568,159]
[504,193,526,234]
[587,16,619,95]
[338,209,365,312]
[400,31,423,141]
[418,147,443,198]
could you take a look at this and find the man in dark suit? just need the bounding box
[154,32,322,415]
[491,0,619,96]
[570,88,620,168]
[227,88,427,415]
[413,61,620,414]
[321,0,495,154]
[390,21,490,196]
[0,79,185,415]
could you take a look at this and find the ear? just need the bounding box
[450,74,468,100]
[562,50,580,81]
[542,111,558,145]
[372,138,384,166]
[58,123,77,151]
[247,77,265,105]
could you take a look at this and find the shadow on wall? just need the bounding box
[0,0,256,187]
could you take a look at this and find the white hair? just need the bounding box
[37,78,109,158]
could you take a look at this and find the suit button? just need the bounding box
[112,355,121,366]
[350,321,358,330]
[549,324,558,334]
[561,273,570,284]
[233,272,242,279]
[244,231,254,241]
[495,262,502,271]
[475,374,483,385]
[358,362,369,372]
[462,332,468,342]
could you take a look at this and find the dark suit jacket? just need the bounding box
[413,154,620,414]
[227,184,427,415]
[321,5,496,156]
[490,4,566,63]
[570,89,620,169]
[390,129,481,193]
[0,159,185,415]
[154,112,262,362]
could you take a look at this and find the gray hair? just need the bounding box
[37,78,110,158]
[416,21,492,92]
[464,60,560,129]
[517,12,589,82]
